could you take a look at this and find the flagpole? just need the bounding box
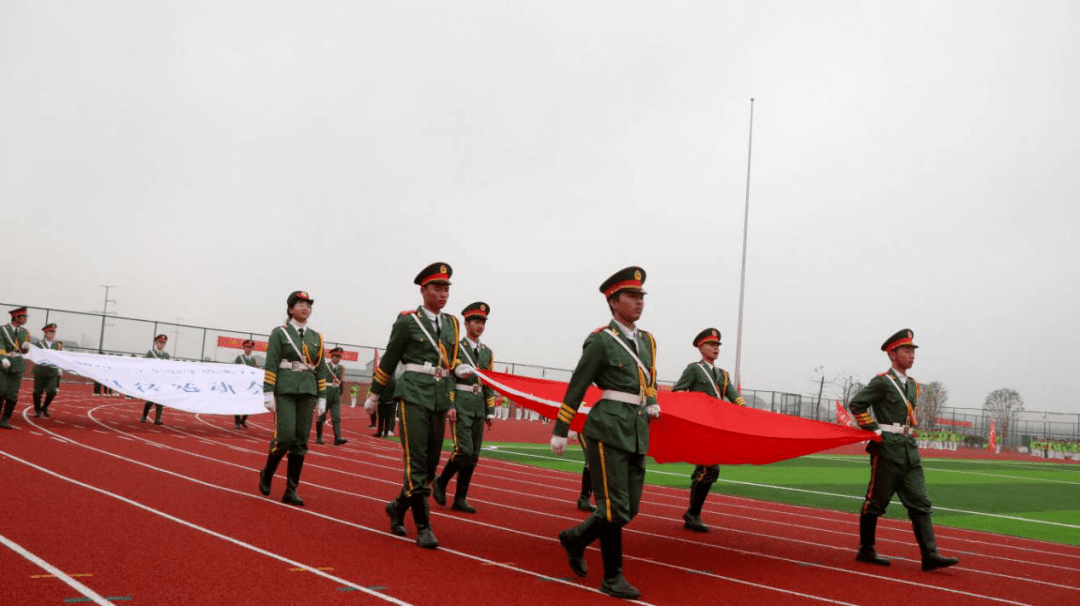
[734,98,755,389]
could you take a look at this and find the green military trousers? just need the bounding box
[398,399,447,497]
[33,373,59,396]
[270,393,316,457]
[447,414,485,467]
[587,439,646,526]
[861,435,933,518]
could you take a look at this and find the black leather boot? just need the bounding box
[683,481,710,532]
[451,465,477,513]
[0,398,15,428]
[433,459,457,507]
[42,392,56,417]
[315,418,324,444]
[33,392,42,417]
[599,523,640,599]
[411,493,438,549]
[259,447,286,496]
[141,401,153,422]
[386,494,407,536]
[332,420,347,445]
[913,515,960,571]
[558,515,601,578]
[856,513,891,566]
[281,453,305,506]
[577,467,596,511]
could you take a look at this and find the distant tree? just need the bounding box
[838,374,865,408]
[983,388,1024,440]
[919,381,949,429]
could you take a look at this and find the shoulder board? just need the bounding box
[875,372,888,377]
[639,329,653,339]
[591,326,608,334]
[399,309,415,316]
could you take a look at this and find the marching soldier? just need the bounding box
[0,307,32,429]
[141,334,170,425]
[850,329,960,572]
[672,328,746,532]
[234,339,258,429]
[364,262,460,549]
[258,291,328,507]
[551,267,659,600]
[315,347,348,445]
[32,323,63,418]
[432,301,496,514]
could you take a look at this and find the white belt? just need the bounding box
[403,363,449,379]
[456,384,482,395]
[879,423,915,437]
[279,361,314,372]
[599,389,645,406]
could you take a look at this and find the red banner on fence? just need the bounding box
[215,336,359,361]
[934,417,973,428]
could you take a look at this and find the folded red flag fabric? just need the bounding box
[476,369,879,465]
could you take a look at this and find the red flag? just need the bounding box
[475,370,878,465]
[988,418,997,452]
[836,400,855,427]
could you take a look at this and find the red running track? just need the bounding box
[2,382,1078,605]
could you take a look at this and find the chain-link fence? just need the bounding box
[7,302,1078,442]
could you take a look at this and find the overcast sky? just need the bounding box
[4,1,1078,414]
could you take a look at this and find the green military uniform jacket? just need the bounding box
[234,354,258,368]
[1,324,30,374]
[146,348,171,361]
[371,307,460,412]
[325,361,345,401]
[672,361,745,405]
[262,324,329,397]
[32,339,62,379]
[554,320,658,455]
[456,338,495,418]
[849,368,921,461]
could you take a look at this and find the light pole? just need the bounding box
[734,98,755,389]
[173,317,182,356]
[97,285,115,354]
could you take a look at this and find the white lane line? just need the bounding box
[0,533,112,606]
[30,407,647,605]
[0,448,412,606]
[79,409,1059,600]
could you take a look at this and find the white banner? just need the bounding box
[27,346,266,415]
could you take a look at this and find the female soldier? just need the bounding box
[258,291,328,506]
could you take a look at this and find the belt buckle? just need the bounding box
[433,367,447,381]
[471,384,481,395]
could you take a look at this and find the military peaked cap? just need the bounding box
[287,291,314,308]
[599,266,647,298]
[8,306,28,317]
[882,329,918,352]
[154,334,168,343]
[242,339,255,347]
[693,328,721,347]
[462,301,489,321]
[414,262,453,286]
[42,323,57,331]
[329,347,344,356]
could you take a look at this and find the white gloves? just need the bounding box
[645,404,661,419]
[364,393,378,413]
[20,342,30,352]
[550,435,567,454]
[567,430,579,440]
[317,397,327,416]
[263,392,276,412]
[874,429,883,436]
[454,364,476,379]
[1,358,9,369]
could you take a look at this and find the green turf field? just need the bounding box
[478,442,1080,546]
